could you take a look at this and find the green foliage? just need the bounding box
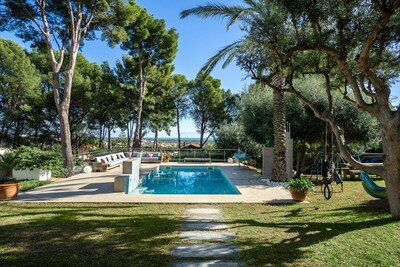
[145,67,176,136]
[0,151,17,180]
[0,1,138,48]
[287,177,314,193]
[0,38,43,147]
[13,146,63,171]
[118,8,178,148]
[189,75,239,147]
[214,122,264,160]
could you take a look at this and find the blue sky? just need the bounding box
[1,0,399,138]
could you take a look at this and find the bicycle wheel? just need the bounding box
[323,183,333,200]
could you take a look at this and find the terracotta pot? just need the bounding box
[0,183,20,200]
[289,187,307,202]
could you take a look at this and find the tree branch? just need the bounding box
[286,72,384,175]
[291,44,378,114]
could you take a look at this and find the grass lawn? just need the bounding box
[1,180,399,266]
[18,180,53,192]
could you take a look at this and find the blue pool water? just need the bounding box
[132,166,240,194]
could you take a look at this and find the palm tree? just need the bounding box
[180,0,288,181]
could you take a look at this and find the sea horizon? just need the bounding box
[143,137,215,142]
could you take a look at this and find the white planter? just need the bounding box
[12,168,52,181]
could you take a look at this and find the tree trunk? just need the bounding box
[199,118,206,148]
[12,118,21,148]
[380,122,400,219]
[272,75,287,182]
[294,142,306,178]
[133,82,145,150]
[127,121,134,149]
[99,124,103,148]
[154,129,159,151]
[75,128,79,155]
[107,126,112,150]
[177,108,181,149]
[53,69,74,171]
[59,108,73,170]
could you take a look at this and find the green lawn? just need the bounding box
[19,180,53,192]
[1,180,399,266]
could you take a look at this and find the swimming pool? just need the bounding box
[131,166,240,194]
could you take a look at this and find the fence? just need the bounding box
[74,147,239,164]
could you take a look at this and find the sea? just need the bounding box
[142,137,215,142]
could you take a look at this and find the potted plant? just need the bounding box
[0,151,20,200]
[163,153,171,163]
[287,177,314,202]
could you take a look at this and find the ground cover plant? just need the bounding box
[0,180,399,266]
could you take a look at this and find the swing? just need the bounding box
[321,122,344,200]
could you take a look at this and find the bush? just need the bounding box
[13,146,63,171]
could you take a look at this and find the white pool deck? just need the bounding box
[14,163,293,203]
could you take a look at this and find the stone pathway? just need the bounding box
[171,207,244,267]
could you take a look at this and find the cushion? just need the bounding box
[116,154,121,159]
[125,152,132,158]
[145,153,153,158]
[106,155,112,162]
[95,157,102,163]
[121,153,126,158]
[101,158,106,164]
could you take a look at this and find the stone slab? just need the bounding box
[183,215,224,222]
[183,222,230,231]
[185,208,220,214]
[171,260,245,267]
[172,244,239,258]
[114,176,126,192]
[180,231,236,242]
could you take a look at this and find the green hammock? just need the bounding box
[359,171,387,199]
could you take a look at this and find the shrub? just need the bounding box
[13,146,63,171]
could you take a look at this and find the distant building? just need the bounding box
[181,143,201,149]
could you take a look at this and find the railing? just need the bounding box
[164,149,238,163]
[75,148,239,163]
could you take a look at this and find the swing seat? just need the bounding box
[360,171,387,199]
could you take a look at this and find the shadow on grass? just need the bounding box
[229,205,395,267]
[0,204,182,266]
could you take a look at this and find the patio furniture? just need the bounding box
[132,152,163,163]
[234,152,248,167]
[89,152,130,172]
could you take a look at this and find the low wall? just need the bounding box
[13,168,52,181]
[119,158,140,194]
[262,132,293,179]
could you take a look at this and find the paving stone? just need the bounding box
[172,244,239,258]
[185,208,220,214]
[183,215,224,222]
[183,222,230,231]
[180,231,236,242]
[171,260,245,267]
